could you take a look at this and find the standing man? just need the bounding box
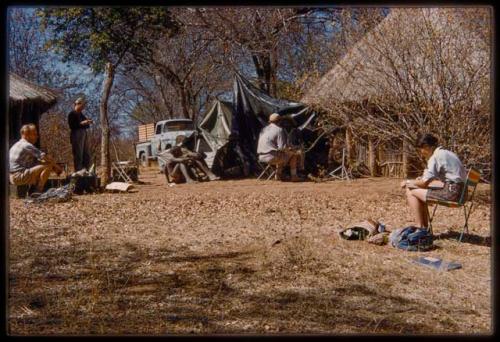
[257,113,304,182]
[9,124,63,193]
[68,97,93,172]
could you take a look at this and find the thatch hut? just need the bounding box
[9,73,59,146]
[301,7,491,178]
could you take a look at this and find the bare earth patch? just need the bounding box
[8,167,491,335]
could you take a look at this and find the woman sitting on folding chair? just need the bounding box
[400,133,467,230]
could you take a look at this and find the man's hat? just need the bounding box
[269,113,281,123]
[74,97,86,105]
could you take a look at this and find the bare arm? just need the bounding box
[40,154,63,174]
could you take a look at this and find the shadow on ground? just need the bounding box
[9,240,456,334]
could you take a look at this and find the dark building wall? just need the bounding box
[9,100,43,148]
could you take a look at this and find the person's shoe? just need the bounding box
[209,175,220,181]
[290,175,302,182]
[29,192,42,198]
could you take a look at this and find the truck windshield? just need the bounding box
[164,121,194,132]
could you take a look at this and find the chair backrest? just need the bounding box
[458,168,481,204]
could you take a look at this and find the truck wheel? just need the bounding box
[140,153,149,167]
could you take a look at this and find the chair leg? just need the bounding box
[257,165,270,180]
[266,167,276,180]
[427,203,438,235]
[459,202,473,243]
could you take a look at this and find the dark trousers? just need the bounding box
[70,129,92,171]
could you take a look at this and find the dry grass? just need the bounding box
[8,168,491,335]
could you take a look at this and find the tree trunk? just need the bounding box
[251,52,276,96]
[263,53,272,96]
[345,126,355,167]
[178,87,191,119]
[368,137,377,177]
[100,62,115,186]
[402,138,409,179]
[269,47,278,97]
[377,143,384,177]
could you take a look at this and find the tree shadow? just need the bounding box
[434,231,490,247]
[8,240,466,334]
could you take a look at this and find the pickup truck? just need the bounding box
[135,119,196,167]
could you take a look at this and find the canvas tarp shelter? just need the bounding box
[195,73,327,178]
[231,73,317,174]
[198,100,233,154]
[196,100,249,177]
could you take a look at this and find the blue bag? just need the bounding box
[390,226,433,251]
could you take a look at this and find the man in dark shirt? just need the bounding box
[68,97,93,172]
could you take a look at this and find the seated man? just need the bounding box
[257,113,304,181]
[9,124,63,194]
[159,135,219,184]
[400,133,467,230]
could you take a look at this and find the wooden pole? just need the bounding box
[402,138,409,179]
[345,126,355,168]
[100,62,116,186]
[368,138,377,177]
[377,143,384,177]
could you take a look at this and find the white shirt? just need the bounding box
[422,146,467,183]
[9,138,45,172]
[257,123,287,155]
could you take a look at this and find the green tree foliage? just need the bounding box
[38,7,178,73]
[38,7,179,184]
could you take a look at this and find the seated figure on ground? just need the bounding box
[9,124,63,193]
[257,113,304,181]
[400,133,467,230]
[158,135,220,184]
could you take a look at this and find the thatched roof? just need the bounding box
[9,73,58,112]
[301,8,490,108]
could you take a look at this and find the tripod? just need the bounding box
[329,148,352,181]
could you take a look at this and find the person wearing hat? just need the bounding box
[257,113,303,181]
[68,97,93,172]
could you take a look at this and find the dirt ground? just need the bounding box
[8,167,492,335]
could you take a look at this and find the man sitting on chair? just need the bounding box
[257,113,303,182]
[9,124,63,194]
[400,133,467,230]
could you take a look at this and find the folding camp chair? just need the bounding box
[426,168,481,242]
[256,161,277,180]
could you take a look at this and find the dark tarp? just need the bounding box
[196,73,329,178]
[231,73,317,173]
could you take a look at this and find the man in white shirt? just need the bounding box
[400,133,467,229]
[9,124,62,193]
[257,113,303,181]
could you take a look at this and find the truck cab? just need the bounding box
[136,119,196,167]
